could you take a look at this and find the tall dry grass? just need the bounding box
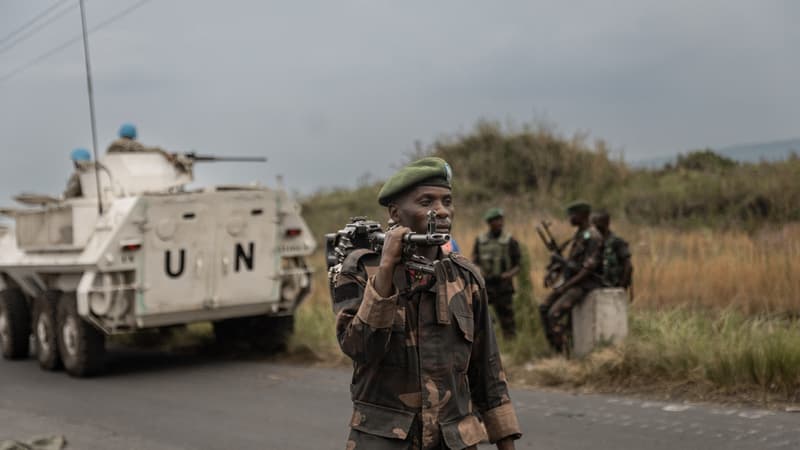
[449,217,800,315]
[289,217,800,399]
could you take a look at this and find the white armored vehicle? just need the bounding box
[0,148,315,376]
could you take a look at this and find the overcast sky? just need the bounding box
[0,0,798,205]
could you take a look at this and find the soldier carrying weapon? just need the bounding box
[329,157,521,449]
[537,201,604,353]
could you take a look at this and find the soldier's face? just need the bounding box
[593,216,610,233]
[488,217,504,233]
[569,211,588,226]
[390,186,453,234]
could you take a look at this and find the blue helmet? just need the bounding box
[118,123,137,139]
[70,148,91,162]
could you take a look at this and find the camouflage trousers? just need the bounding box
[346,417,478,450]
[487,290,516,339]
[539,286,589,352]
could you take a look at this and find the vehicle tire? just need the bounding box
[212,318,246,346]
[250,315,294,354]
[33,291,62,371]
[0,288,31,359]
[57,293,105,377]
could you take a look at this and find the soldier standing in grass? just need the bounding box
[332,157,521,449]
[540,201,604,353]
[592,210,634,299]
[472,208,521,339]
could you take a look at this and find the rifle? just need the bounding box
[535,221,577,288]
[326,210,450,278]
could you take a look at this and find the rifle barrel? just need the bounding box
[194,156,267,162]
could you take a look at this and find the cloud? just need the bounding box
[0,0,798,207]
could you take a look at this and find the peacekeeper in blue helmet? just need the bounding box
[63,148,91,198]
[107,123,145,153]
[107,123,176,163]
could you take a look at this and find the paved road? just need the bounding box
[1,348,798,450]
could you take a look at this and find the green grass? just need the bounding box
[285,243,800,403]
[521,309,800,402]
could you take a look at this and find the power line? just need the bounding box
[0,0,72,47]
[0,1,78,57]
[0,0,153,84]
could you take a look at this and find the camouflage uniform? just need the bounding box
[63,172,82,198]
[333,249,521,449]
[472,232,521,338]
[600,232,632,288]
[107,138,175,162]
[107,138,147,153]
[540,227,603,350]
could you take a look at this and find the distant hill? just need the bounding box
[717,138,800,163]
[303,122,800,230]
[634,138,800,168]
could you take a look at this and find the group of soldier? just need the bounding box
[55,128,631,448]
[471,202,632,353]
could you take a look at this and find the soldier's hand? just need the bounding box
[374,226,410,298]
[496,437,516,450]
[379,226,410,271]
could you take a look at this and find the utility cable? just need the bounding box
[0,1,78,57]
[0,0,72,47]
[0,0,152,84]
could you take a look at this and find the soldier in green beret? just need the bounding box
[472,208,521,339]
[333,157,521,449]
[539,200,604,353]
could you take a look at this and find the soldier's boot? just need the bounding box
[551,325,569,355]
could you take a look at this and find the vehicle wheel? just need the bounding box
[0,288,31,359]
[212,318,246,346]
[57,294,105,377]
[250,315,294,354]
[33,291,62,370]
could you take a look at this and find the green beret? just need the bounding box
[378,157,453,206]
[565,200,591,215]
[483,207,504,221]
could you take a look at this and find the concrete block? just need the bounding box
[571,288,629,358]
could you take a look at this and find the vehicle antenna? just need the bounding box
[78,0,103,215]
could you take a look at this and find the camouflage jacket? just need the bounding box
[332,249,521,449]
[565,227,604,287]
[600,232,631,287]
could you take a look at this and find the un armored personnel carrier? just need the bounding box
[0,148,316,376]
